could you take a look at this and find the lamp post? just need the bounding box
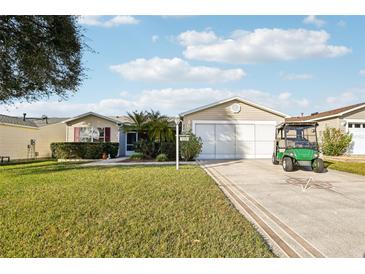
[174,117,181,170]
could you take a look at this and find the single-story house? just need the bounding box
[62,112,136,157]
[180,97,288,159]
[286,102,365,154]
[2,97,365,160]
[0,112,136,160]
[0,114,67,160]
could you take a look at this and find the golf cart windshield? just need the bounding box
[285,125,318,149]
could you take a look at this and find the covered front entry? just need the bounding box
[193,121,276,159]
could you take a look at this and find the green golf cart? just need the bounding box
[272,121,324,173]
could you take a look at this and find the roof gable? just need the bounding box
[63,112,120,124]
[179,96,289,118]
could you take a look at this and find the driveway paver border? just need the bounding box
[199,160,326,258]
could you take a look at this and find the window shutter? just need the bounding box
[105,127,111,142]
[74,127,80,142]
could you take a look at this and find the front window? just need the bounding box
[285,125,318,149]
[79,127,105,142]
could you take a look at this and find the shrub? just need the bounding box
[134,139,157,159]
[160,142,176,160]
[130,152,144,160]
[156,153,168,162]
[180,131,203,161]
[321,127,352,156]
[50,142,119,159]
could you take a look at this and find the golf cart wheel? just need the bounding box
[312,158,324,173]
[272,153,279,165]
[282,157,294,172]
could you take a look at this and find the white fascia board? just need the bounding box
[62,112,120,124]
[305,104,365,122]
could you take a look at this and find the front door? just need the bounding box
[126,132,137,156]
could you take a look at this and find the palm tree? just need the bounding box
[122,110,148,139]
[146,110,174,143]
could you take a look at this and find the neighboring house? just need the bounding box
[0,114,67,160]
[180,97,288,159]
[0,112,135,160]
[62,112,136,157]
[286,102,365,154]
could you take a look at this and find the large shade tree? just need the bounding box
[0,16,85,104]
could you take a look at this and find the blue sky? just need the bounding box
[2,15,365,117]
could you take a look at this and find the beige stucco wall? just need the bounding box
[65,115,119,142]
[0,124,39,160]
[182,99,285,131]
[316,118,342,141]
[343,108,365,120]
[37,123,67,157]
[0,122,67,160]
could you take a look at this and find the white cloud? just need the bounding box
[0,88,310,117]
[324,89,365,108]
[152,35,159,43]
[110,57,245,83]
[79,16,139,27]
[280,72,313,80]
[303,15,326,28]
[177,30,218,46]
[178,28,350,64]
[359,69,365,76]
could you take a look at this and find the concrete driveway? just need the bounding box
[200,159,365,258]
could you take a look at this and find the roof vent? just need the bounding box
[41,115,48,124]
[23,113,26,121]
[311,112,319,116]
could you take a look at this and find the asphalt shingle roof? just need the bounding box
[286,102,365,122]
[0,114,38,127]
[0,114,68,127]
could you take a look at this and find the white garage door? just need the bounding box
[194,122,276,159]
[348,122,365,154]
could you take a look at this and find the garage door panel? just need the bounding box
[195,124,215,141]
[255,141,274,158]
[216,124,235,141]
[195,121,276,159]
[236,124,255,141]
[216,140,235,154]
[255,124,275,141]
[348,128,365,154]
[201,140,215,154]
[215,153,236,159]
[236,141,255,158]
[215,125,235,158]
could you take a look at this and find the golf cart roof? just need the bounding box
[276,121,318,129]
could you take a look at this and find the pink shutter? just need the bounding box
[105,127,111,142]
[74,127,80,142]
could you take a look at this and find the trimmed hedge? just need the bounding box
[50,142,119,159]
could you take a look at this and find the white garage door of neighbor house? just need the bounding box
[348,122,365,154]
[194,122,276,159]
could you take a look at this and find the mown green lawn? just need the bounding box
[326,161,365,176]
[0,162,274,258]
